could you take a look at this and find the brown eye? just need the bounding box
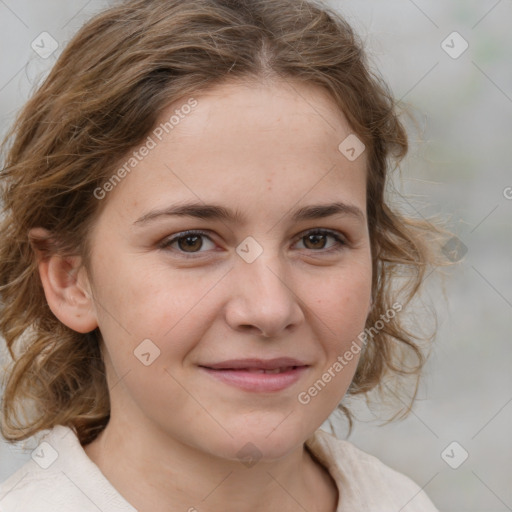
[159,230,216,257]
[303,233,328,250]
[177,235,203,252]
[295,229,346,253]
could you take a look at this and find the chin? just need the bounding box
[209,417,315,464]
[221,435,301,465]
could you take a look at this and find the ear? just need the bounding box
[29,227,98,333]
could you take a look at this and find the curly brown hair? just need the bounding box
[0,0,444,446]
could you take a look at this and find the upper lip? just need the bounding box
[200,358,309,370]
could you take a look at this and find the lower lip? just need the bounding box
[200,366,309,393]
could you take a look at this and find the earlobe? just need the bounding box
[29,228,98,333]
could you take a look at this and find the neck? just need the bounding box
[84,412,338,512]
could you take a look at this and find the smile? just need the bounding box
[199,358,310,393]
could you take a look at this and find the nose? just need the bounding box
[224,251,305,339]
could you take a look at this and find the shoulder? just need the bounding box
[0,426,135,512]
[305,429,439,512]
[0,461,62,511]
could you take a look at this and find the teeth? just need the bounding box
[244,367,292,374]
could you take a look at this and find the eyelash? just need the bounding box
[158,228,347,259]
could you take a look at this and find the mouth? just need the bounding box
[210,366,301,374]
[198,358,310,393]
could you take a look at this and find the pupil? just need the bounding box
[179,235,202,252]
[307,234,325,249]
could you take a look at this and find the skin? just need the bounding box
[35,78,373,512]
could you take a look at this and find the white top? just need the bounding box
[0,425,439,511]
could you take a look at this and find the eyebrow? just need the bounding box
[133,201,365,226]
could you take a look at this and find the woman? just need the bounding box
[0,0,443,510]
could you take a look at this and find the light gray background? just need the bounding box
[1,1,511,510]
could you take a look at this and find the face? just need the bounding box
[84,79,372,461]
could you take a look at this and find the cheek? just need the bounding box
[90,253,219,381]
[92,253,198,330]
[297,265,371,410]
[310,263,372,337]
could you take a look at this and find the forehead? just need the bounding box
[101,78,367,222]
[163,78,356,154]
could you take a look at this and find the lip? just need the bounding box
[199,358,310,393]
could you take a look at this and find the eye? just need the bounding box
[158,230,216,257]
[294,229,347,253]
[158,228,347,259]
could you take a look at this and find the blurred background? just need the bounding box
[0,1,511,510]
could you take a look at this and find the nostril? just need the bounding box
[239,325,269,337]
